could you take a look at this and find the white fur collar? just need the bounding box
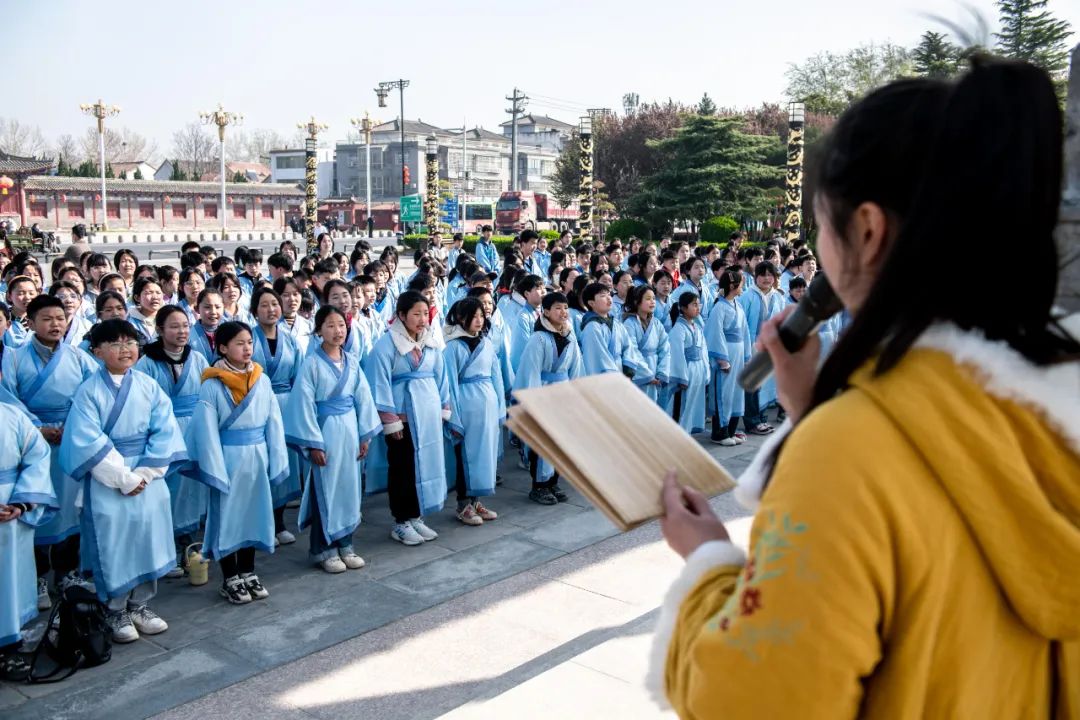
[389,319,440,355]
[734,319,1080,510]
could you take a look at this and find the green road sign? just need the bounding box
[400,194,422,223]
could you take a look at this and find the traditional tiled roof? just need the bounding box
[498,114,573,130]
[372,119,456,138]
[23,175,304,196]
[0,151,55,175]
[450,127,510,144]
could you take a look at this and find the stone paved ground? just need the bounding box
[0,422,771,720]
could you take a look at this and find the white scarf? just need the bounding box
[389,318,441,355]
[540,314,571,337]
[443,324,478,343]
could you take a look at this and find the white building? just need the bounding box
[268,148,335,199]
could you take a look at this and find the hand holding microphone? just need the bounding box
[738,275,843,425]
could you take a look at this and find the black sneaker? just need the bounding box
[0,654,30,682]
[549,485,569,503]
[509,436,522,449]
[241,573,270,600]
[495,474,504,486]
[219,576,253,605]
[528,488,558,506]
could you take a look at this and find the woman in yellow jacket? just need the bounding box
[652,58,1080,718]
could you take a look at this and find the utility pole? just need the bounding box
[80,99,120,231]
[505,88,527,191]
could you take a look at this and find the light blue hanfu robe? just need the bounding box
[184,371,289,560]
[63,313,94,346]
[188,323,218,364]
[512,327,583,482]
[177,298,199,326]
[739,287,784,408]
[669,280,715,325]
[579,313,648,378]
[503,294,538,372]
[134,349,210,535]
[474,240,500,274]
[705,297,752,427]
[355,309,385,355]
[623,314,670,405]
[283,314,314,355]
[224,306,256,327]
[6,319,30,347]
[654,295,674,332]
[253,326,305,509]
[443,333,505,498]
[371,291,395,327]
[127,310,158,346]
[303,321,366,365]
[666,316,711,434]
[569,307,585,340]
[487,308,515,400]
[59,369,188,601]
[284,348,380,544]
[362,330,450,515]
[445,278,469,310]
[1,341,98,546]
[0,404,54,647]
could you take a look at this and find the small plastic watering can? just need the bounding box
[185,543,210,586]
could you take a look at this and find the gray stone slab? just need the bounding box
[521,507,621,553]
[13,634,167,700]
[377,536,565,604]
[228,579,428,670]
[421,509,522,552]
[4,638,259,720]
[0,682,28,710]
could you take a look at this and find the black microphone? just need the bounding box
[738,274,844,392]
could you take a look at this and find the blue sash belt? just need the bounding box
[392,371,435,384]
[272,382,291,394]
[459,375,491,386]
[541,371,568,383]
[0,467,17,486]
[724,331,744,343]
[35,408,69,424]
[112,434,149,458]
[317,396,354,423]
[171,394,199,418]
[684,347,702,362]
[220,426,265,446]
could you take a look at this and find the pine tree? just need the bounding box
[697,93,718,116]
[56,155,68,176]
[995,0,1073,98]
[105,163,115,179]
[232,170,248,183]
[133,167,144,180]
[169,159,187,181]
[912,31,960,78]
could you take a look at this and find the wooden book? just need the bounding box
[506,373,735,531]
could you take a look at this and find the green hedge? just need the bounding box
[604,219,651,242]
[401,234,517,256]
[699,216,740,245]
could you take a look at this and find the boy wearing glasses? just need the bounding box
[1,296,98,611]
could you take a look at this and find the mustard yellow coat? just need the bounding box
[654,325,1080,718]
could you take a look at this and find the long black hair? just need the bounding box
[795,58,1078,457]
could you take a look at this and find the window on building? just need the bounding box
[139,202,155,219]
[172,203,187,219]
[233,203,247,219]
[370,148,383,169]
[261,204,274,218]
[107,202,121,219]
[204,203,217,219]
[68,202,85,218]
[287,204,301,215]
[29,201,48,217]
[372,176,385,194]
[274,155,305,170]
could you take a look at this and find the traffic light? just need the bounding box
[402,166,411,187]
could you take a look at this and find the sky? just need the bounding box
[7,0,1080,160]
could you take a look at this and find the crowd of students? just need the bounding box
[0,224,837,679]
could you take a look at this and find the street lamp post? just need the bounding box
[578,116,594,242]
[296,117,328,256]
[350,113,376,237]
[199,104,243,240]
[375,79,410,200]
[424,135,440,241]
[783,101,806,243]
[79,99,120,231]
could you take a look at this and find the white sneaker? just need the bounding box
[320,556,348,573]
[129,604,168,635]
[409,518,438,541]
[37,578,51,611]
[390,523,424,546]
[339,550,366,569]
[165,564,185,579]
[106,610,139,643]
[276,530,296,545]
[719,437,738,447]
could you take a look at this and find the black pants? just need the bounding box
[387,428,421,524]
[219,547,256,579]
[273,506,286,534]
[454,444,474,507]
[743,390,764,431]
[672,390,683,424]
[529,449,559,490]
[35,534,81,581]
[711,415,741,440]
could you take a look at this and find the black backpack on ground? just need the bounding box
[27,584,112,683]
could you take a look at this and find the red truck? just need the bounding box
[495,191,579,234]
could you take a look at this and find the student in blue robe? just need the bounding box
[651,269,676,332]
[404,272,447,350]
[177,268,205,326]
[442,298,504,526]
[212,272,255,327]
[79,290,129,357]
[285,306,381,573]
[705,269,752,445]
[274,277,314,354]
[250,287,305,547]
[60,320,188,643]
[622,284,670,405]
[1,296,98,607]
[666,293,710,435]
[352,275,386,351]
[311,279,368,363]
[473,226,501,274]
[0,396,54,681]
[188,288,225,363]
[5,276,37,347]
[611,270,634,320]
[446,235,465,275]
[127,277,166,346]
[579,283,648,378]
[668,257,715,326]
[185,322,289,605]
[135,306,210,577]
[738,261,784,435]
[236,248,264,297]
[363,291,450,547]
[49,280,93,346]
[513,292,583,505]
[504,274,544,371]
[566,274,590,340]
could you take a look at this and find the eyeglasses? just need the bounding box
[102,340,139,351]
[53,293,80,302]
